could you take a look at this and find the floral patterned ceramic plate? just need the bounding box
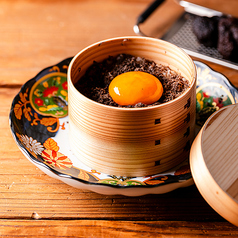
[9,58,238,196]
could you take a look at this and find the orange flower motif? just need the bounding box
[42,149,73,170]
[43,138,59,152]
[40,117,58,127]
[144,176,168,185]
[14,103,23,120]
[19,91,28,104]
[14,88,31,120]
[91,169,101,175]
[78,170,90,181]
[145,180,165,185]
[23,107,32,121]
[174,165,190,176]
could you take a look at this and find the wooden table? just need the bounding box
[1,0,238,236]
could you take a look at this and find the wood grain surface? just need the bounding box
[190,104,238,226]
[0,220,237,237]
[1,0,238,237]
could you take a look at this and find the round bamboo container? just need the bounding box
[190,104,238,226]
[68,36,197,177]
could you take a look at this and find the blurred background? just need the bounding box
[1,0,237,85]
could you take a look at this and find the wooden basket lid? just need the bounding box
[190,103,238,227]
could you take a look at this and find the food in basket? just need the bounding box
[75,54,190,107]
[68,37,196,176]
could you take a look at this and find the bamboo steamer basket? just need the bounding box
[68,36,197,177]
[190,103,238,227]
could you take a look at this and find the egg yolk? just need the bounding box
[109,71,163,106]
